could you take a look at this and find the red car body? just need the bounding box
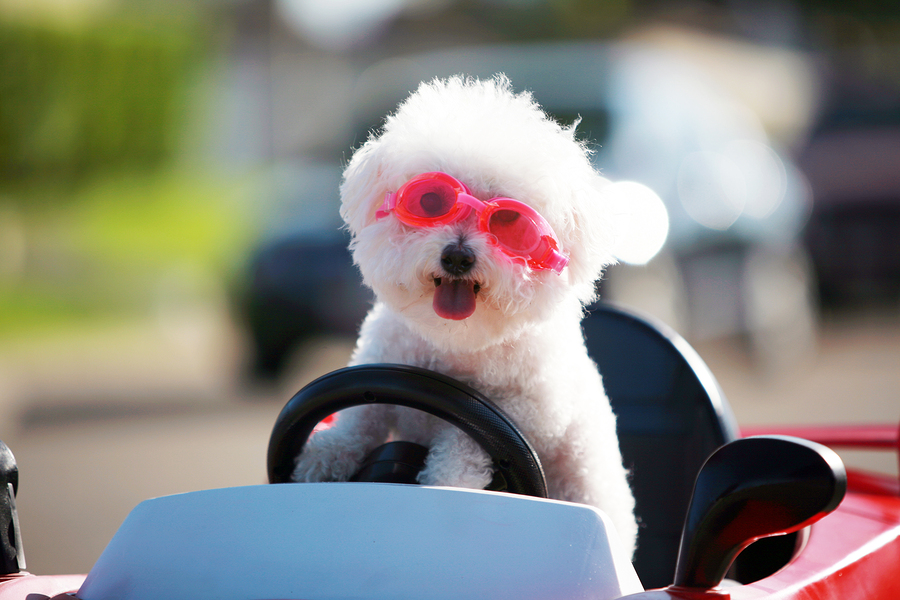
[0,423,895,600]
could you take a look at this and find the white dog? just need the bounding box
[292,75,638,556]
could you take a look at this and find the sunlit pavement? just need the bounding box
[1,309,898,576]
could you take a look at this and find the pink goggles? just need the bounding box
[376,172,569,273]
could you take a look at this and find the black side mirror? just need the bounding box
[672,435,846,590]
[0,441,24,575]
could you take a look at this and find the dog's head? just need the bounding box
[340,75,616,351]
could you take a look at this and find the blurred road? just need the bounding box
[1,308,898,576]
[0,306,358,575]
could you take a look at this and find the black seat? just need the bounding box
[582,302,739,589]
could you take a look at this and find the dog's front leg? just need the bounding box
[417,426,494,490]
[546,422,639,558]
[291,404,391,483]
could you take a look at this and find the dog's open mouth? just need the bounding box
[432,277,481,320]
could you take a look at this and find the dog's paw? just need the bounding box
[290,436,368,483]
[418,461,494,489]
[417,429,494,489]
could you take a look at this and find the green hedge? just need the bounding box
[0,11,207,184]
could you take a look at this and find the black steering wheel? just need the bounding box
[267,364,547,498]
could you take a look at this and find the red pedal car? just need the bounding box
[0,304,897,599]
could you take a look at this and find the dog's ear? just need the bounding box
[560,174,617,305]
[339,138,385,238]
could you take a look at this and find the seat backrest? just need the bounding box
[582,302,739,589]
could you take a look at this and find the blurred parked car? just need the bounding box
[798,80,900,306]
[239,40,817,380]
[237,161,372,379]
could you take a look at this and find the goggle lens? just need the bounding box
[487,208,541,254]
[403,179,458,219]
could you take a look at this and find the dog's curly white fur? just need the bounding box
[291,75,638,556]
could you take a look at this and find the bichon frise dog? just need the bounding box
[292,75,638,556]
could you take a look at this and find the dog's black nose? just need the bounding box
[441,243,476,276]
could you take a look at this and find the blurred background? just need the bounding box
[1,0,898,576]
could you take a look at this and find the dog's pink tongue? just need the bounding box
[433,279,477,320]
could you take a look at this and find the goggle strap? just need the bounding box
[375,192,397,220]
[454,193,486,214]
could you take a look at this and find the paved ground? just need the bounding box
[3,330,358,576]
[1,307,897,576]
